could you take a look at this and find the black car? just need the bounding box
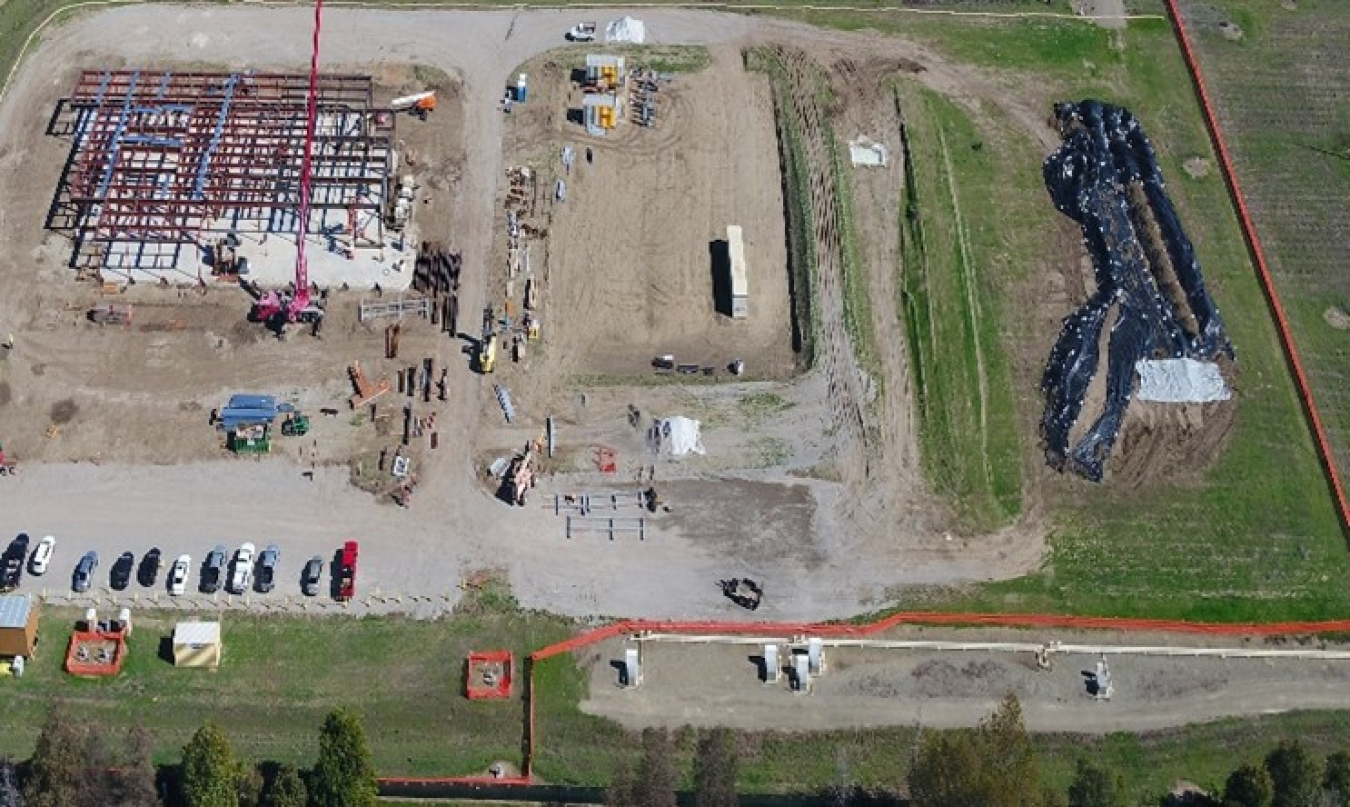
[110,552,135,591]
[1,533,31,592]
[73,551,98,593]
[200,545,226,594]
[255,544,280,594]
[137,547,163,587]
[300,556,324,597]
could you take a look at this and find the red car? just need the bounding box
[337,541,358,601]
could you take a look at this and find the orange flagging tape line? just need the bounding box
[381,610,1350,788]
[376,11,1350,788]
[1160,0,1350,536]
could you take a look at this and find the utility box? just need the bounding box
[727,225,748,319]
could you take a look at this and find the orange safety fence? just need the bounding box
[380,609,1350,788]
[377,8,1350,789]
[1160,0,1350,537]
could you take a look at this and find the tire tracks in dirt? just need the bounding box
[764,46,871,493]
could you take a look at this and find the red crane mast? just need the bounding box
[253,0,325,328]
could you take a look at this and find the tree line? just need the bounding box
[606,697,1350,807]
[6,696,1350,806]
[0,702,377,807]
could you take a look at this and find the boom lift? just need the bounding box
[251,0,327,330]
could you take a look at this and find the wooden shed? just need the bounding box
[0,594,38,658]
[172,621,222,670]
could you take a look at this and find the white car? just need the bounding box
[168,554,191,596]
[228,542,256,594]
[28,535,56,575]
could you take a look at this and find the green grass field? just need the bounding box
[1174,0,1350,486]
[860,13,1347,621]
[3,608,1350,799]
[0,606,570,775]
[894,81,1023,531]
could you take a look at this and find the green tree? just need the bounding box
[236,765,263,807]
[0,757,22,807]
[1265,741,1322,807]
[308,708,377,807]
[1068,758,1127,807]
[22,703,83,807]
[116,726,160,807]
[908,731,986,807]
[634,728,677,807]
[606,761,638,807]
[909,696,1047,807]
[1223,763,1273,807]
[261,764,307,807]
[693,728,738,807]
[180,724,239,807]
[1325,751,1350,807]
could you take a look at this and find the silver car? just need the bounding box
[227,542,256,594]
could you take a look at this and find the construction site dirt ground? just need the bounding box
[0,6,1073,626]
[578,627,1350,733]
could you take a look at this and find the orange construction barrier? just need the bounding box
[1162,0,1350,537]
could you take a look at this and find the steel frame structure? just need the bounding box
[49,70,393,275]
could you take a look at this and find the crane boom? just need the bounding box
[287,0,322,319]
[252,0,325,328]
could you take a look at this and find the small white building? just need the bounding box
[727,225,748,318]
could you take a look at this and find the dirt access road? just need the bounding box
[581,627,1350,732]
[0,6,1048,620]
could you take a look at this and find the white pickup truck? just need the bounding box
[566,22,597,42]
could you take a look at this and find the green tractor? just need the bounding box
[281,413,311,437]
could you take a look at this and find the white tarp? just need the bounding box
[659,416,705,457]
[1135,358,1231,403]
[605,16,646,44]
[848,137,889,168]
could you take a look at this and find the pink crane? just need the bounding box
[252,0,326,328]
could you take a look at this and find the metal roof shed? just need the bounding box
[0,594,39,657]
[172,620,222,670]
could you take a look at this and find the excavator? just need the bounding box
[250,0,328,332]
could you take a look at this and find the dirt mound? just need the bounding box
[1108,397,1237,488]
[1324,306,1350,330]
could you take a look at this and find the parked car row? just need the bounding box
[3,534,343,598]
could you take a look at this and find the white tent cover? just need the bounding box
[1134,358,1231,403]
[605,16,646,44]
[848,137,889,168]
[660,416,705,456]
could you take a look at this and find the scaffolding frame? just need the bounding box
[48,70,395,275]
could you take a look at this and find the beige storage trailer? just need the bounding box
[173,621,222,670]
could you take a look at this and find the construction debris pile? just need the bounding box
[1040,100,1233,481]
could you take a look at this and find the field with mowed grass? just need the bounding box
[841,11,1349,621]
[1174,0,1350,484]
[0,605,570,775]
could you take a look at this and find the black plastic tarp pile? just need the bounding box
[1040,100,1232,481]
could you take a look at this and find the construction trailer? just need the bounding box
[727,225,748,318]
[583,94,624,137]
[0,594,39,658]
[172,620,222,670]
[49,70,394,280]
[584,54,626,90]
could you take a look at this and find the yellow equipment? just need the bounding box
[481,333,498,374]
